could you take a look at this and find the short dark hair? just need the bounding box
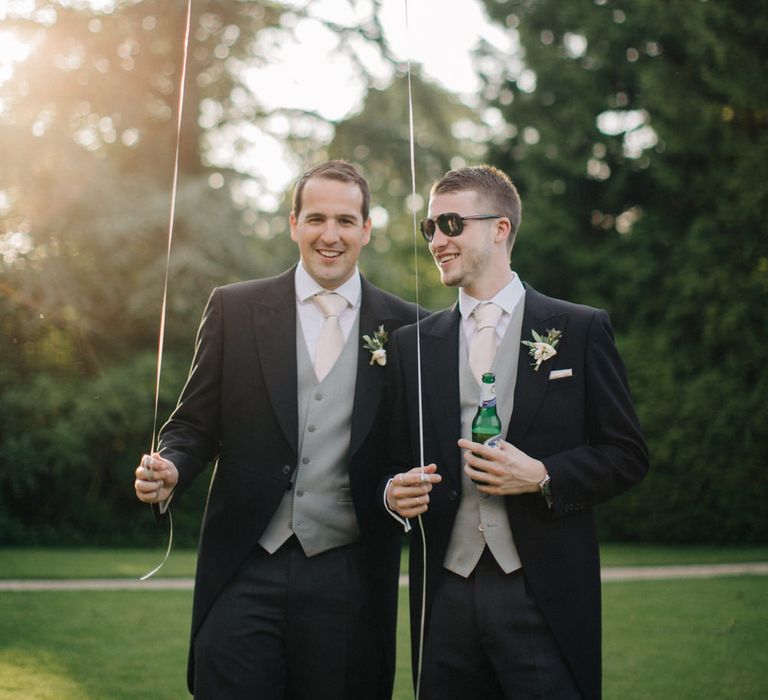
[292,160,371,221]
[431,164,522,252]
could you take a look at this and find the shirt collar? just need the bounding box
[295,260,362,307]
[458,273,525,320]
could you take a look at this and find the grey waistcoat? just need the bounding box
[259,313,361,557]
[443,294,526,577]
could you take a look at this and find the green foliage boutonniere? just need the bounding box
[521,328,562,371]
[363,325,389,366]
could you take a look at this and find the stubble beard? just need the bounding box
[438,245,491,292]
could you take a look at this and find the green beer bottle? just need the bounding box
[471,372,502,483]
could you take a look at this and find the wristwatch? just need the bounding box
[538,473,553,509]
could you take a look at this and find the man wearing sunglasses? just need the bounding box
[382,165,648,699]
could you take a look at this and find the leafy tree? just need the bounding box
[329,70,490,311]
[0,1,351,543]
[0,1,485,543]
[477,0,768,542]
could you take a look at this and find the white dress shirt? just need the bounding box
[458,273,525,347]
[294,261,362,364]
[158,264,363,515]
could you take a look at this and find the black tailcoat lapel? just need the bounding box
[350,278,413,458]
[421,306,463,487]
[250,271,416,462]
[251,267,299,456]
[507,286,568,445]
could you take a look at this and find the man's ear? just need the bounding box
[494,217,512,246]
[361,217,372,246]
[289,211,298,242]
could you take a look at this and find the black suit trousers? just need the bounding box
[193,537,379,700]
[420,548,582,700]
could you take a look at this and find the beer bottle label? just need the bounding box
[479,381,496,406]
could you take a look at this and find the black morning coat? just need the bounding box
[381,283,649,700]
[156,266,425,696]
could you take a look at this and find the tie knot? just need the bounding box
[313,292,347,319]
[473,302,503,331]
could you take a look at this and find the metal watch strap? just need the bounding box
[538,473,553,509]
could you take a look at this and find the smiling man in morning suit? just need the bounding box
[134,160,424,699]
[383,164,649,699]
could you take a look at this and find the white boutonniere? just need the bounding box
[362,325,389,366]
[521,328,562,371]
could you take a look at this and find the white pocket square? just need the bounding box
[549,368,573,380]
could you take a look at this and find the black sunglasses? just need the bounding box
[419,213,502,242]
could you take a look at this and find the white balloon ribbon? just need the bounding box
[140,0,193,582]
[403,2,429,698]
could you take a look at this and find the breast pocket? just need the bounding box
[547,375,575,392]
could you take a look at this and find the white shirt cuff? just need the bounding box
[384,478,411,533]
[157,488,175,514]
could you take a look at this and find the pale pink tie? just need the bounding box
[469,302,503,383]
[313,292,348,381]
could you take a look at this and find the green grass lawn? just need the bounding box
[0,590,191,699]
[0,548,199,580]
[1,543,766,579]
[602,577,768,699]
[598,543,768,567]
[0,547,766,699]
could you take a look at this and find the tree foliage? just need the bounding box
[0,1,482,544]
[477,0,768,542]
[0,1,345,544]
[3,0,765,545]
[330,72,487,311]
